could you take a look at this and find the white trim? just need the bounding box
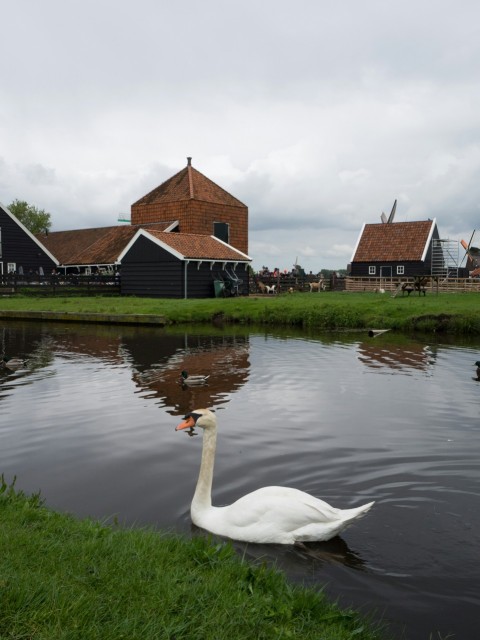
[208,235,252,261]
[163,220,179,232]
[350,223,365,262]
[0,202,59,265]
[421,218,436,262]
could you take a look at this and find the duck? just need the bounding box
[180,370,210,386]
[475,361,480,380]
[1,356,26,371]
[175,408,374,544]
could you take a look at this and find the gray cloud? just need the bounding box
[1,0,479,271]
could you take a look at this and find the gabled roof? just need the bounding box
[37,222,175,266]
[132,159,246,208]
[118,229,251,263]
[351,219,437,263]
[1,202,59,265]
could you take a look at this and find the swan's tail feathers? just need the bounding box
[341,501,375,522]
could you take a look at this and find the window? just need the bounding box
[368,265,376,275]
[397,265,405,275]
[7,262,16,274]
[213,222,229,244]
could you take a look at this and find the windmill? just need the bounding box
[381,199,397,224]
[460,230,480,276]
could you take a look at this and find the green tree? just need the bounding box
[8,199,52,234]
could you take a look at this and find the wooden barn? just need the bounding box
[349,218,440,278]
[0,202,58,279]
[118,229,250,298]
[25,158,251,296]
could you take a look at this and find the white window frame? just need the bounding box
[7,262,16,274]
[368,265,376,275]
[397,265,405,275]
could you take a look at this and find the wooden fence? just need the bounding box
[345,276,480,294]
[0,274,120,297]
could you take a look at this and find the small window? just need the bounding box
[368,265,376,275]
[214,222,229,244]
[7,262,16,274]
[397,265,405,275]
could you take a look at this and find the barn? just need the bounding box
[118,229,251,298]
[26,158,251,296]
[0,202,58,279]
[349,218,440,278]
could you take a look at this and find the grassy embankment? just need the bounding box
[1,290,480,333]
[0,478,383,640]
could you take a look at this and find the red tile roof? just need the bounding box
[37,222,174,265]
[141,230,250,261]
[132,163,246,208]
[352,220,436,262]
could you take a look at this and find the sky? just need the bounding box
[1,0,479,272]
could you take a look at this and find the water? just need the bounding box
[1,321,479,639]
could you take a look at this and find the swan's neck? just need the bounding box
[192,426,217,512]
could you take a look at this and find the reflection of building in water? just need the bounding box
[1,323,250,414]
[357,341,435,373]
[131,334,250,415]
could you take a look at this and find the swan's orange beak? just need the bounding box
[176,415,196,431]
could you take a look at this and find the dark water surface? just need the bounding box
[1,320,479,639]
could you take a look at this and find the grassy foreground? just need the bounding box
[1,290,480,333]
[0,478,382,640]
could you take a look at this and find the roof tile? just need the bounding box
[353,221,435,262]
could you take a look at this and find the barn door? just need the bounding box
[380,266,392,277]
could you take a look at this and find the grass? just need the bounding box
[0,477,383,640]
[1,291,480,333]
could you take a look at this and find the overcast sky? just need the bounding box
[1,0,479,271]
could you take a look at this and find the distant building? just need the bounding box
[349,219,440,278]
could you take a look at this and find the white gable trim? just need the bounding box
[208,235,252,261]
[421,218,436,262]
[350,223,365,262]
[0,202,59,265]
[117,229,185,261]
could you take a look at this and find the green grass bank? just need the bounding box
[0,478,383,640]
[1,291,480,333]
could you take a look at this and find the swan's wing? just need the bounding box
[220,487,342,533]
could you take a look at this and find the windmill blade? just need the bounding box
[387,199,397,223]
[381,212,387,223]
[460,230,476,267]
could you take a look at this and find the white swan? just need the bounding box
[176,409,374,544]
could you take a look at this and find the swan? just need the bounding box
[180,370,210,385]
[176,408,374,544]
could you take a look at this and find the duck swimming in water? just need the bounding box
[176,408,374,544]
[180,370,210,386]
[1,356,26,371]
[475,361,480,380]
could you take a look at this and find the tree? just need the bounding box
[8,199,52,234]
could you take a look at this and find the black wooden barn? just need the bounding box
[0,202,57,279]
[118,228,251,298]
[349,219,440,278]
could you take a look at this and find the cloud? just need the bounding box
[1,0,479,269]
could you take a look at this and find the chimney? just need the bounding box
[187,157,192,166]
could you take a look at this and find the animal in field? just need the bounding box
[308,279,325,292]
[175,408,374,544]
[265,284,276,294]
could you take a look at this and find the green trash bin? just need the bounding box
[214,280,225,297]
